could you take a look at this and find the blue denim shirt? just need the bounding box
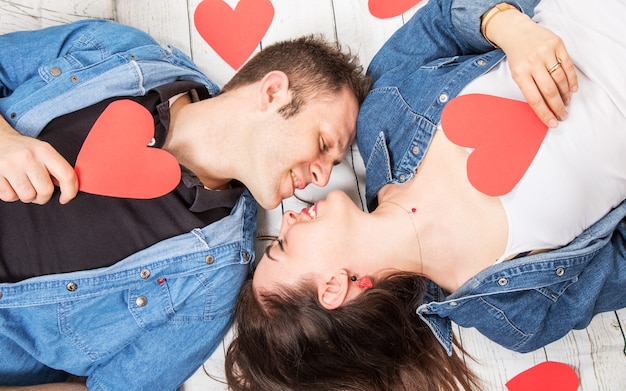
[0,20,257,390]
[357,0,626,354]
[0,19,219,137]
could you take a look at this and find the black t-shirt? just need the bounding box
[0,81,243,282]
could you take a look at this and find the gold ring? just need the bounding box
[548,58,562,74]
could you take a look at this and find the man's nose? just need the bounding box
[310,160,333,187]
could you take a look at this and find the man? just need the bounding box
[0,19,371,390]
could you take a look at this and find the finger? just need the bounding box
[517,72,559,128]
[548,65,571,105]
[5,171,41,203]
[536,66,568,122]
[546,56,571,106]
[38,146,77,204]
[556,50,578,94]
[23,169,56,204]
[52,168,79,205]
[0,177,19,202]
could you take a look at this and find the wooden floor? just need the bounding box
[2,1,625,389]
[190,309,626,390]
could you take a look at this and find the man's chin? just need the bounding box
[255,195,282,210]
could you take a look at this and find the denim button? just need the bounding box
[449,301,458,307]
[140,269,151,279]
[412,146,420,155]
[555,267,565,276]
[242,251,250,261]
[9,112,16,119]
[205,255,215,264]
[497,277,508,286]
[438,93,449,103]
[70,76,79,83]
[50,67,62,76]
[399,174,406,182]
[66,282,78,292]
[477,59,487,66]
[136,296,148,307]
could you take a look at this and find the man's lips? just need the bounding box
[290,170,305,193]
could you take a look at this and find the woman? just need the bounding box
[226,0,626,390]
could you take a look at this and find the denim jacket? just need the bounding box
[0,20,257,389]
[0,19,219,137]
[357,0,626,354]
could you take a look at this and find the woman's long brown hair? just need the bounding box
[225,272,481,391]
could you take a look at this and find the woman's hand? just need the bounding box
[0,116,78,205]
[483,8,578,128]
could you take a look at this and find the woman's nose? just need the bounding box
[282,210,298,226]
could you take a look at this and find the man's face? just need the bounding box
[247,86,359,209]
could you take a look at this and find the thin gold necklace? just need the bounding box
[379,200,423,275]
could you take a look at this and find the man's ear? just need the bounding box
[317,270,350,310]
[257,70,290,111]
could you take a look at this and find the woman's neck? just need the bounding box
[372,192,470,291]
[365,201,426,275]
[373,129,511,291]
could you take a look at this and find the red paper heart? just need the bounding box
[506,362,579,391]
[75,100,181,199]
[368,0,423,18]
[441,94,548,196]
[194,0,274,69]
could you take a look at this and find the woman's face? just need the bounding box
[252,190,362,293]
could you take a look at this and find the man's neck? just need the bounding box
[165,95,237,190]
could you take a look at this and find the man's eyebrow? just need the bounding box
[332,141,347,166]
[264,243,279,261]
[336,137,347,152]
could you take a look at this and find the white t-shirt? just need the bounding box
[454,0,626,262]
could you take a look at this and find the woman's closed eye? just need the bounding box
[263,239,283,262]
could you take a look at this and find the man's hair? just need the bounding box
[225,272,481,391]
[221,35,372,119]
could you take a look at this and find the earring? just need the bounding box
[349,275,373,289]
[357,277,373,289]
[344,274,373,289]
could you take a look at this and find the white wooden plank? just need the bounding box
[0,0,113,33]
[264,0,335,44]
[115,0,192,56]
[37,0,113,23]
[454,324,545,390]
[333,0,404,70]
[543,311,626,390]
[0,1,44,33]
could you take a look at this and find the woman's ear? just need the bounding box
[317,270,350,310]
[257,70,290,111]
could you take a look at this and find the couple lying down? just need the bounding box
[226,0,626,390]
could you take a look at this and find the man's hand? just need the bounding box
[0,117,78,205]
[484,9,578,128]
